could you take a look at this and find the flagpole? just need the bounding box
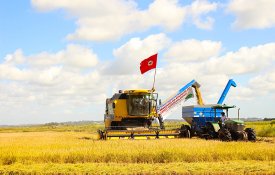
[152,68,157,91]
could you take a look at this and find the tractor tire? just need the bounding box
[179,125,191,138]
[241,131,248,141]
[218,128,232,141]
[230,131,238,141]
[206,122,218,139]
[231,131,248,141]
[245,128,256,141]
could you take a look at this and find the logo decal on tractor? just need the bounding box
[148,60,153,66]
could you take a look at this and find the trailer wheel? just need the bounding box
[245,128,256,141]
[179,125,191,138]
[218,128,232,141]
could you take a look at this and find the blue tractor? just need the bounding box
[180,79,256,141]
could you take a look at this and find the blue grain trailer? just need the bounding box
[180,79,256,141]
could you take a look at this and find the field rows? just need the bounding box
[1,161,275,175]
[0,131,275,174]
[1,132,275,164]
[0,121,274,137]
[0,121,274,174]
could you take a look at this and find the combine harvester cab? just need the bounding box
[181,79,256,141]
[98,80,201,140]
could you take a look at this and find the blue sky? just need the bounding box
[0,0,275,125]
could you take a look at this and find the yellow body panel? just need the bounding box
[113,99,128,121]
[105,118,111,128]
[124,89,153,94]
[104,89,158,129]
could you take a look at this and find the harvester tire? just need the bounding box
[97,130,104,140]
[245,128,256,141]
[218,128,232,141]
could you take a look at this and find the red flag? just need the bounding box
[140,53,157,74]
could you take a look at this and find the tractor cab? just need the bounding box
[211,104,237,126]
[211,104,247,133]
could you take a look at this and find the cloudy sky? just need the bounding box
[1,0,275,125]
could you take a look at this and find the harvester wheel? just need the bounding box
[97,130,104,140]
[245,128,256,141]
[218,128,232,141]
[130,132,134,139]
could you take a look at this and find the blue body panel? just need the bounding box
[182,106,222,128]
[181,79,237,134]
[178,79,196,94]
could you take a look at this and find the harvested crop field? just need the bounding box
[0,121,274,174]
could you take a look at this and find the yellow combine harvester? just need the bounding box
[98,80,202,140]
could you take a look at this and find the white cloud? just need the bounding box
[139,0,186,31]
[28,44,98,68]
[165,39,221,62]
[0,44,104,110]
[158,40,275,106]
[2,33,275,124]
[227,0,275,29]
[204,43,275,75]
[0,64,29,81]
[249,68,275,92]
[187,0,218,30]
[103,33,171,75]
[4,49,25,65]
[31,0,217,41]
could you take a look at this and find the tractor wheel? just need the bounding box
[231,131,248,141]
[206,122,218,139]
[179,125,191,138]
[218,128,232,141]
[230,131,238,141]
[241,131,248,141]
[245,128,256,141]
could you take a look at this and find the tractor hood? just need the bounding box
[225,120,244,125]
